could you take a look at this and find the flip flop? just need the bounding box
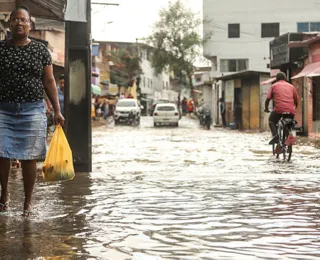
[22,210,32,217]
[0,201,9,212]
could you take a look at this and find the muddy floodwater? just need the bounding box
[0,117,319,260]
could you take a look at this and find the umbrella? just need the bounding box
[91,84,101,95]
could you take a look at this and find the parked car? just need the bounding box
[150,98,170,116]
[114,99,141,125]
[153,103,180,127]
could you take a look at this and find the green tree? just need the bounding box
[148,0,206,100]
[108,47,141,94]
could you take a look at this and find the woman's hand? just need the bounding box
[54,112,65,126]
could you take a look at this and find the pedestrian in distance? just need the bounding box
[181,97,187,115]
[102,99,109,120]
[0,6,65,217]
[219,97,227,127]
[57,74,65,116]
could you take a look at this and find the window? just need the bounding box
[297,22,320,32]
[261,23,279,38]
[297,22,309,32]
[311,22,320,32]
[117,100,136,107]
[228,24,240,38]
[220,59,249,73]
[157,106,175,111]
[238,60,247,71]
[195,76,201,82]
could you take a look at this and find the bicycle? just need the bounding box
[272,112,297,162]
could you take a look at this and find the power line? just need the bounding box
[91,2,119,6]
[203,5,320,15]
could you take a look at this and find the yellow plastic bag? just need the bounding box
[42,125,75,182]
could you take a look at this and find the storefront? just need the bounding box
[289,36,320,138]
[217,71,269,131]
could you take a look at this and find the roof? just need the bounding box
[34,18,65,31]
[0,0,66,20]
[215,70,270,81]
[292,61,320,79]
[93,40,155,50]
[288,35,320,48]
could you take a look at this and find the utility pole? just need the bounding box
[64,0,92,172]
[135,38,147,105]
[63,0,120,172]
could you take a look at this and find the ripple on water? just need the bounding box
[1,117,319,259]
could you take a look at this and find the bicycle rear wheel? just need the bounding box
[287,145,292,162]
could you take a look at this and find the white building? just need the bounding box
[139,44,178,114]
[203,0,320,126]
[203,0,320,77]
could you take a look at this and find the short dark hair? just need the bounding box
[219,97,224,102]
[276,72,287,81]
[59,74,65,80]
[10,5,31,21]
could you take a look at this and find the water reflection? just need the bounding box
[0,117,319,259]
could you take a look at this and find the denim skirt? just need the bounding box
[0,101,47,160]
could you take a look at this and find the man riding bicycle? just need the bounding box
[264,72,298,145]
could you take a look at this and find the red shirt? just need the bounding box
[267,80,298,115]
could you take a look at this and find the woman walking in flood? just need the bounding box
[0,6,64,216]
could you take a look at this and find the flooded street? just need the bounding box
[1,116,320,260]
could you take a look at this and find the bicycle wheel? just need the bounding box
[287,145,292,162]
[272,143,276,156]
[278,121,288,161]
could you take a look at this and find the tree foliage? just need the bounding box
[148,0,205,98]
[109,47,141,88]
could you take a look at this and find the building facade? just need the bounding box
[288,35,320,138]
[203,0,320,77]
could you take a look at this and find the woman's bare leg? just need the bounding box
[21,160,37,212]
[0,157,10,209]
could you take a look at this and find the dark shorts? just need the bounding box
[269,111,294,123]
[0,101,47,160]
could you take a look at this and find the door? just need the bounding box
[241,77,260,130]
[249,83,260,129]
[234,87,242,129]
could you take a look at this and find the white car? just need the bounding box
[153,103,180,127]
[114,99,141,124]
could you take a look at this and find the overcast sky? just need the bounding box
[91,0,203,43]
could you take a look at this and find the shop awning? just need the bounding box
[292,61,320,79]
[91,84,101,95]
[261,77,276,85]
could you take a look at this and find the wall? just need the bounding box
[225,80,234,124]
[291,73,304,129]
[94,44,110,89]
[259,75,272,131]
[45,31,65,52]
[203,0,320,77]
[203,85,213,112]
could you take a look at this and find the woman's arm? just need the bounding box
[42,65,65,125]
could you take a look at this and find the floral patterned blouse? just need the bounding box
[0,40,52,103]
